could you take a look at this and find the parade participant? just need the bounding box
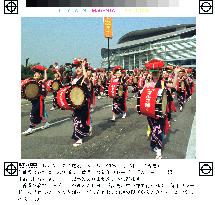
[85,66,96,136]
[23,65,50,135]
[186,68,195,100]
[182,71,191,103]
[110,66,127,121]
[176,68,190,112]
[91,69,97,86]
[127,71,133,86]
[105,71,113,96]
[62,63,74,86]
[137,69,145,91]
[71,58,91,147]
[62,70,72,86]
[121,69,128,112]
[53,62,59,70]
[183,68,193,102]
[100,68,107,97]
[50,69,63,111]
[94,68,102,99]
[132,68,139,98]
[64,63,73,77]
[145,71,152,83]
[141,59,179,159]
[162,66,177,122]
[87,67,96,111]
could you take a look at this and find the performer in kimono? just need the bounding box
[176,68,190,112]
[85,66,96,136]
[110,66,127,121]
[71,58,91,146]
[140,59,180,159]
[131,68,139,98]
[23,65,50,135]
[50,69,63,111]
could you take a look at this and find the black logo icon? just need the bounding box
[4,162,18,176]
[199,162,213,176]
[199,0,213,14]
[4,0,18,14]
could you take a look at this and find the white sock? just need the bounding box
[156,149,162,156]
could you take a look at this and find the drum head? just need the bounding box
[25,82,40,100]
[69,86,85,108]
[52,81,60,91]
[162,90,167,114]
[118,85,124,97]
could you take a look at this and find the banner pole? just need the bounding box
[108,37,110,72]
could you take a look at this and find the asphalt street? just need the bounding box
[21,89,196,159]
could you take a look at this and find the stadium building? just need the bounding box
[101,24,196,70]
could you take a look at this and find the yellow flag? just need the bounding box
[104,17,113,38]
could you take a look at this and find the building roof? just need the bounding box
[111,25,196,50]
[118,24,195,44]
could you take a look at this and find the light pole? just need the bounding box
[107,37,110,72]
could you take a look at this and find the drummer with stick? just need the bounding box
[71,58,91,147]
[140,59,180,159]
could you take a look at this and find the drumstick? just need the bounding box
[80,77,85,86]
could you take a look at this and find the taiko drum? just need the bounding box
[21,78,40,101]
[137,87,167,119]
[108,80,123,98]
[56,85,85,110]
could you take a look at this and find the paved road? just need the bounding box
[21,90,196,159]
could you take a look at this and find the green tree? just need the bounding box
[21,64,34,79]
[21,64,54,80]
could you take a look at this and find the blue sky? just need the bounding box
[21,17,195,68]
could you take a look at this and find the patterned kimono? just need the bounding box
[176,78,188,109]
[29,80,48,128]
[112,77,127,115]
[52,78,63,108]
[146,79,166,150]
[164,78,176,121]
[94,75,101,97]
[71,76,91,141]
[105,78,110,97]
[88,78,96,106]
[131,75,139,94]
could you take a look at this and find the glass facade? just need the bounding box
[101,27,196,70]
